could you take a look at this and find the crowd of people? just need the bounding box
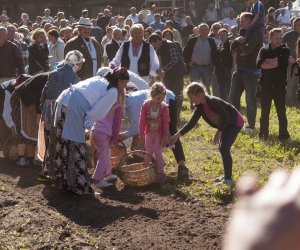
[0,0,300,195]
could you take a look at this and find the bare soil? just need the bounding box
[0,158,230,249]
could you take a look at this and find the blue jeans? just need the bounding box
[189,65,212,94]
[219,125,242,180]
[229,70,259,129]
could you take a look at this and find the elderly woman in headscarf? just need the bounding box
[39,50,84,179]
[54,67,129,195]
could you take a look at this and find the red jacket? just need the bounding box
[139,100,170,138]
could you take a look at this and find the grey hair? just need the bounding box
[113,27,122,35]
[130,24,144,33]
[0,27,8,35]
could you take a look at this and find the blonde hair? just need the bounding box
[150,82,167,97]
[186,82,208,95]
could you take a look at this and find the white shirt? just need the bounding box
[48,38,65,69]
[127,14,139,23]
[72,76,118,122]
[1,80,14,128]
[84,38,97,76]
[276,14,291,25]
[221,18,238,32]
[110,41,160,80]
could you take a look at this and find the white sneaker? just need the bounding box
[17,157,29,167]
[95,180,113,188]
[104,174,118,182]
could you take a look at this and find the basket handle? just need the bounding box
[116,150,157,171]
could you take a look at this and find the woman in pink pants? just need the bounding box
[139,82,170,183]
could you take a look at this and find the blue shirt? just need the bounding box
[150,22,166,31]
[251,1,265,25]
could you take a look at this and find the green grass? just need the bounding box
[163,84,300,204]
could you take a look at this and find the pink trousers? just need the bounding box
[92,131,111,181]
[144,131,165,174]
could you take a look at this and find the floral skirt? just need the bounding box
[55,107,93,195]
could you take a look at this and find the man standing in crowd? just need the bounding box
[127,7,139,24]
[149,33,186,115]
[186,1,200,26]
[64,17,101,80]
[97,9,111,35]
[146,4,158,25]
[283,17,300,107]
[181,16,195,47]
[7,25,22,51]
[230,12,263,132]
[42,8,54,24]
[0,27,24,82]
[105,28,122,63]
[256,28,290,144]
[183,23,217,94]
[150,13,166,32]
[110,24,159,82]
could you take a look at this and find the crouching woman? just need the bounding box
[169,82,244,185]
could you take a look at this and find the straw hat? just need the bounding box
[76,17,92,28]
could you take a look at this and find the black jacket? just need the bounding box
[183,36,217,72]
[256,43,290,85]
[179,95,239,134]
[28,43,50,75]
[215,40,233,72]
[105,39,120,62]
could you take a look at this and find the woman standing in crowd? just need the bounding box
[27,28,50,75]
[54,67,129,195]
[169,82,244,185]
[39,50,84,178]
[139,82,170,183]
[215,28,233,101]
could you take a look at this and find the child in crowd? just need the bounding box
[91,92,124,189]
[169,82,244,185]
[139,82,170,183]
[245,0,265,41]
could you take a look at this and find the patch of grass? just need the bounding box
[164,81,300,203]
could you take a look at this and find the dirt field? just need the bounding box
[0,158,230,249]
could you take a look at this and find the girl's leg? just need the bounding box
[152,132,165,175]
[145,133,154,165]
[219,126,241,180]
[92,132,111,182]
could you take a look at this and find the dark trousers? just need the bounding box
[165,74,184,118]
[216,68,232,102]
[259,84,289,140]
[219,125,241,180]
[169,98,185,163]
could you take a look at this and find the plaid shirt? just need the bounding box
[40,64,79,123]
[0,41,24,78]
[159,41,180,73]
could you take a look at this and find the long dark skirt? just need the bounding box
[55,107,93,195]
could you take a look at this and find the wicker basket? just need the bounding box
[110,142,127,169]
[117,150,157,187]
[3,136,18,161]
[88,141,127,170]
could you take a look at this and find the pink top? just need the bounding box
[91,103,122,143]
[139,100,170,138]
[202,103,244,128]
